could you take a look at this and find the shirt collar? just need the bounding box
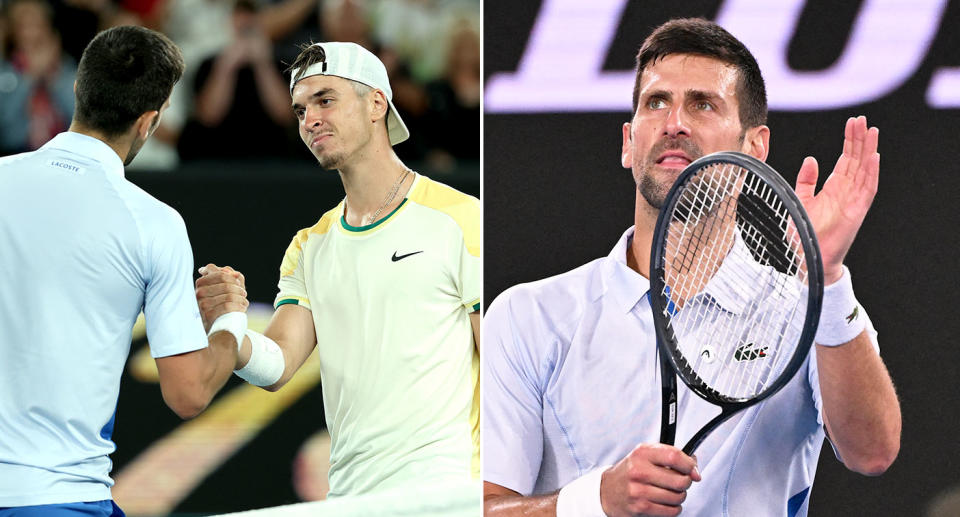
[696,231,770,316]
[41,132,125,178]
[601,226,651,313]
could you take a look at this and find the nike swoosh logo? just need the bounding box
[391,250,424,262]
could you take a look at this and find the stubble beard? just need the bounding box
[316,150,347,170]
[312,126,373,171]
[634,138,704,209]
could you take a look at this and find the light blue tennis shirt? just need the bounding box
[483,227,878,517]
[0,132,208,506]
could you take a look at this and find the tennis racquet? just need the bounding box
[649,151,824,455]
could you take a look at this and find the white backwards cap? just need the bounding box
[289,42,410,146]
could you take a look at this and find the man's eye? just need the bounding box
[648,98,666,109]
[695,101,714,111]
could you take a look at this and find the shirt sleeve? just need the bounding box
[274,228,312,310]
[142,206,208,358]
[483,289,545,495]
[456,196,481,312]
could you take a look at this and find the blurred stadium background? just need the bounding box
[0,0,478,514]
[484,1,960,517]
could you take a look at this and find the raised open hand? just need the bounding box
[793,116,879,284]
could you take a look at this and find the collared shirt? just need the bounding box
[0,132,207,506]
[484,227,878,517]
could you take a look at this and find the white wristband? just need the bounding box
[234,329,285,386]
[814,266,866,346]
[557,467,609,517]
[207,312,248,350]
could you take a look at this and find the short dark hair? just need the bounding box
[74,26,185,137]
[632,18,767,129]
[287,42,326,86]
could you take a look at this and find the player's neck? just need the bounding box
[339,150,412,227]
[67,122,134,164]
[629,193,659,279]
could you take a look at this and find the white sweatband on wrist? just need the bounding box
[556,466,609,517]
[207,312,248,350]
[815,266,867,347]
[234,329,284,386]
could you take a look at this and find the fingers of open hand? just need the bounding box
[840,116,878,173]
[858,127,879,193]
[794,156,819,203]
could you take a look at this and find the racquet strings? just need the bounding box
[660,162,809,402]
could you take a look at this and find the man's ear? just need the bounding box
[370,89,389,123]
[742,124,770,162]
[621,122,633,169]
[134,110,160,140]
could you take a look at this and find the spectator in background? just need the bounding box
[422,21,478,171]
[370,0,476,83]
[178,0,293,160]
[0,0,76,155]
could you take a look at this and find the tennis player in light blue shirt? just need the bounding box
[484,227,880,516]
[483,18,900,517]
[0,27,241,516]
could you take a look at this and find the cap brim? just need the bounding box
[386,98,410,146]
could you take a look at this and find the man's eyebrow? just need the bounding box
[686,89,724,103]
[292,88,335,109]
[644,89,672,101]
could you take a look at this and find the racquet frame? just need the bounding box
[650,151,824,456]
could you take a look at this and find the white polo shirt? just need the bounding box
[0,132,208,506]
[483,226,879,517]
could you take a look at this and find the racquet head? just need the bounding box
[650,151,823,413]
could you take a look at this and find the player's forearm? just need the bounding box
[236,330,312,392]
[262,336,302,392]
[484,493,558,517]
[163,332,238,419]
[200,332,242,400]
[817,331,901,475]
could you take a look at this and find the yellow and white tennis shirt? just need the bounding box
[274,173,480,497]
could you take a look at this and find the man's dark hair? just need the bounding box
[632,18,767,129]
[287,42,326,86]
[74,26,184,137]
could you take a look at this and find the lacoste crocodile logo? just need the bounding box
[734,343,768,361]
[845,306,859,325]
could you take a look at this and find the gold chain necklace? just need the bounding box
[360,167,410,226]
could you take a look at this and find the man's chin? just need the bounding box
[315,153,345,171]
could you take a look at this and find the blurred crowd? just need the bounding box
[0,0,480,172]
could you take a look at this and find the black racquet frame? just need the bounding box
[650,151,824,456]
